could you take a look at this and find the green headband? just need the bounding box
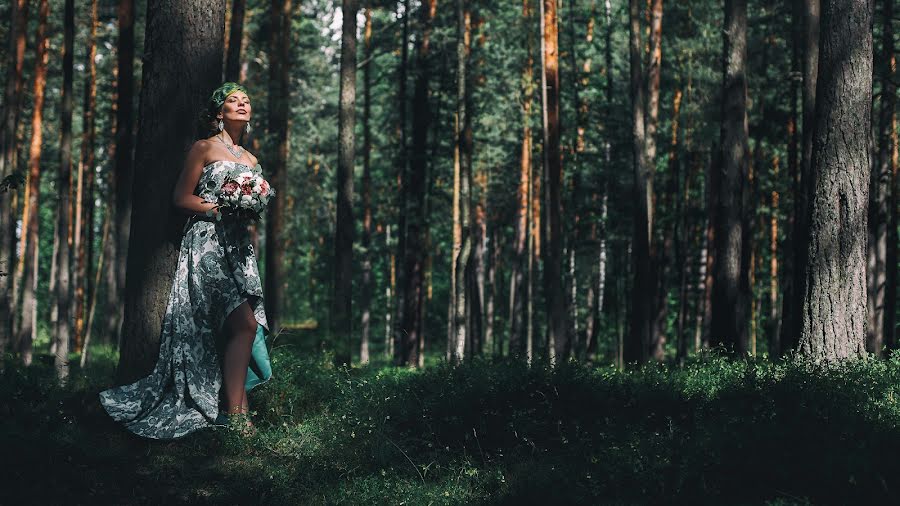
[210,82,249,111]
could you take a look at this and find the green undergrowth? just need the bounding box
[4,346,900,504]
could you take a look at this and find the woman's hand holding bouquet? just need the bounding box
[206,171,276,222]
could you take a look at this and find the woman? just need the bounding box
[99,82,273,439]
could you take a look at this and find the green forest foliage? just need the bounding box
[6,342,900,503]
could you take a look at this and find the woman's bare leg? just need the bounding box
[222,300,256,415]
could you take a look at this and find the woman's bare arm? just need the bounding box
[172,140,220,217]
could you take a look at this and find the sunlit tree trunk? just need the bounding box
[17,0,50,366]
[117,0,226,381]
[798,0,872,362]
[540,0,565,364]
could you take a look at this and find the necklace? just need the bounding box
[217,133,245,159]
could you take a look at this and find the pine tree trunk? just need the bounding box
[626,0,651,363]
[18,0,50,366]
[359,6,373,365]
[74,0,99,354]
[393,0,410,365]
[508,0,534,357]
[110,0,135,348]
[49,0,74,381]
[711,0,749,354]
[224,0,246,82]
[540,0,565,364]
[265,0,291,338]
[788,0,820,351]
[0,0,29,351]
[333,0,358,366]
[867,0,895,355]
[117,0,226,382]
[396,0,435,367]
[798,0,872,362]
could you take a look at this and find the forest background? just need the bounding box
[0,0,897,503]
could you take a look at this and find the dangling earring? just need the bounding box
[245,121,252,135]
[217,119,224,131]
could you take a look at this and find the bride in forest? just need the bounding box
[98,83,275,439]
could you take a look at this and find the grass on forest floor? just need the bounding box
[3,342,900,505]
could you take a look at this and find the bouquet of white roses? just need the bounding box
[207,170,276,222]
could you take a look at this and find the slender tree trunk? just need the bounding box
[451,0,472,364]
[81,205,109,367]
[626,0,651,363]
[18,0,50,366]
[265,0,291,337]
[0,0,29,352]
[334,0,358,366]
[74,0,99,355]
[50,0,74,381]
[117,0,226,381]
[540,0,566,364]
[885,0,899,352]
[225,0,246,82]
[393,0,410,365]
[645,0,664,361]
[867,0,895,355]
[385,224,394,358]
[509,0,534,358]
[110,0,135,348]
[359,6,373,365]
[711,0,749,354]
[788,0,820,351]
[798,0,872,362]
[396,0,435,367]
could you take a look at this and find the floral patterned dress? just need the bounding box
[99,160,273,440]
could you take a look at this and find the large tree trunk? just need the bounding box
[224,0,246,82]
[333,0,358,366]
[540,0,565,364]
[265,0,291,337]
[109,0,136,348]
[74,0,99,355]
[395,0,435,367]
[867,0,895,355]
[117,0,226,382]
[797,0,872,362]
[51,0,75,381]
[0,0,29,351]
[710,0,749,354]
[359,6,373,365]
[17,0,50,366]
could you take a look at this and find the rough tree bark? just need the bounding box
[117,0,226,381]
[797,0,872,362]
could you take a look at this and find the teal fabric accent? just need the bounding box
[246,323,272,391]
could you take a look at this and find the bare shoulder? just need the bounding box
[246,151,259,166]
[188,138,215,160]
